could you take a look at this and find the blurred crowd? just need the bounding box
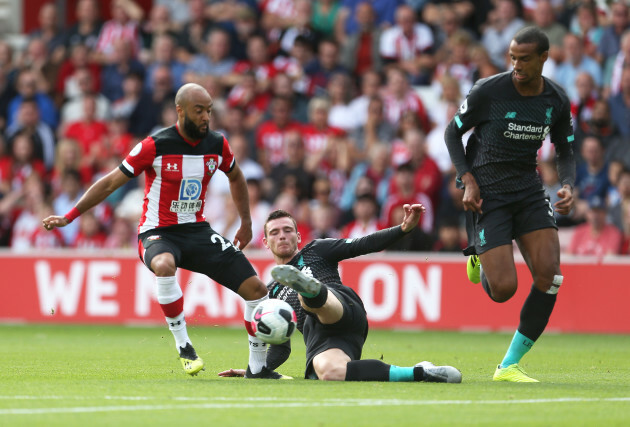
[1,0,630,257]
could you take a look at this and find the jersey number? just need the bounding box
[211,233,234,251]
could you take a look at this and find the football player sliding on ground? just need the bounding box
[219,204,462,382]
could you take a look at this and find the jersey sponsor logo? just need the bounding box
[129,143,142,157]
[179,179,202,200]
[165,163,179,171]
[170,179,203,213]
[170,200,203,213]
[504,122,550,141]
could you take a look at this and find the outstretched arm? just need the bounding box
[43,168,131,230]
[320,204,426,262]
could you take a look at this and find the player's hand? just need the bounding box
[218,368,246,377]
[461,173,483,214]
[42,215,69,231]
[400,203,426,232]
[233,223,253,250]
[554,185,574,216]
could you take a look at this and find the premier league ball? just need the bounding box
[251,299,297,345]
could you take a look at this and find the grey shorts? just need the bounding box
[464,188,557,256]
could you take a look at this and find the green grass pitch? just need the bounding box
[1,324,629,426]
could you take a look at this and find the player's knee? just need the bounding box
[151,254,176,276]
[238,276,268,300]
[540,274,563,295]
[491,280,517,302]
[314,360,346,381]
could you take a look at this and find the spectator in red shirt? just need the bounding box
[73,210,107,249]
[381,66,431,134]
[568,196,623,256]
[55,43,101,103]
[103,216,135,249]
[404,128,442,211]
[50,138,93,196]
[381,162,433,234]
[30,202,65,249]
[255,96,303,173]
[63,94,109,169]
[571,71,598,135]
[0,130,47,194]
[340,2,384,77]
[94,0,144,64]
[227,34,278,93]
[380,4,435,85]
[60,67,111,124]
[227,71,271,132]
[10,174,48,251]
[301,96,345,169]
[341,193,382,239]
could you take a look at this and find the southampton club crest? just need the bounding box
[206,158,218,176]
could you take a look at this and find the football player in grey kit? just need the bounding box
[444,27,576,382]
[220,205,462,383]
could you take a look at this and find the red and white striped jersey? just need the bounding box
[120,124,235,234]
[379,24,434,62]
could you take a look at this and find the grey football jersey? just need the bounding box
[445,71,575,195]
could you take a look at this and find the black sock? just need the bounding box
[481,270,499,302]
[345,359,391,381]
[518,285,557,342]
[302,283,329,308]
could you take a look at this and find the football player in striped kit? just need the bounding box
[43,83,282,378]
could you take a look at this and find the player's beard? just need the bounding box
[183,113,209,140]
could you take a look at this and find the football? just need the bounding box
[251,299,297,345]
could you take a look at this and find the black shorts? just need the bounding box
[138,223,257,293]
[464,188,557,256]
[303,285,369,379]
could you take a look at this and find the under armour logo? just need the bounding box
[170,320,182,327]
[166,163,179,171]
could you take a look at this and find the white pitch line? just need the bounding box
[0,397,629,415]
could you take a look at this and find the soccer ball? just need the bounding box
[251,299,297,345]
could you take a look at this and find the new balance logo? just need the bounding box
[505,112,517,119]
[166,163,179,171]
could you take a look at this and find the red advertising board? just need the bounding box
[1,252,628,333]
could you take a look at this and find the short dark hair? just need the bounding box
[264,209,297,237]
[513,26,550,55]
[396,162,415,173]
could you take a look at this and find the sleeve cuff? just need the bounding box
[64,207,81,223]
